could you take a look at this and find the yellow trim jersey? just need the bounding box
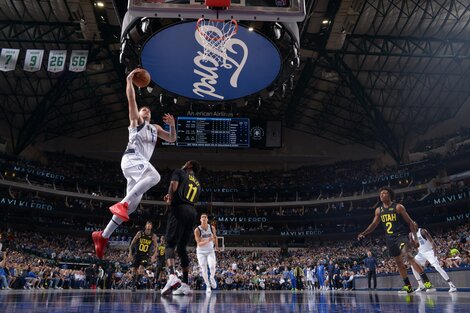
[378,202,408,237]
[136,232,154,257]
[171,169,201,206]
[157,244,165,257]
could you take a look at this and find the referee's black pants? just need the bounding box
[367,269,377,289]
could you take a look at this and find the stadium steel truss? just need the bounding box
[0,0,469,163]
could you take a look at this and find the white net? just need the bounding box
[196,19,238,66]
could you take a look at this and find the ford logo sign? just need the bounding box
[141,22,281,101]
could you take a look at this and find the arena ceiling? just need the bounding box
[0,0,469,162]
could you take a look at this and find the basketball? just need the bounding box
[132,69,151,88]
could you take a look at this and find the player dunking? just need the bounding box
[194,213,219,293]
[128,221,158,291]
[358,187,435,293]
[92,68,176,259]
[161,160,202,296]
[409,223,457,293]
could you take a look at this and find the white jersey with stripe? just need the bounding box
[416,228,433,253]
[125,121,158,161]
[196,225,214,253]
[306,269,314,281]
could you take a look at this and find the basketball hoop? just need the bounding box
[196,0,237,65]
[196,18,238,65]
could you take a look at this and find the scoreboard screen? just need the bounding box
[176,116,250,148]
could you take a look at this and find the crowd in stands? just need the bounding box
[1,174,469,253]
[0,130,470,291]
[0,149,445,202]
[1,222,468,291]
[0,126,469,206]
[3,177,469,237]
[411,127,470,153]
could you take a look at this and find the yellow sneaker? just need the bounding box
[424,281,436,292]
[398,285,414,294]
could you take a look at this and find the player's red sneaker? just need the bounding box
[109,202,129,222]
[92,231,108,259]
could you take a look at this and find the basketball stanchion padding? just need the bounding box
[205,0,231,9]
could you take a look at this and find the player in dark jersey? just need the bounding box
[155,236,166,284]
[161,160,202,296]
[128,221,158,291]
[0,233,7,261]
[358,187,435,293]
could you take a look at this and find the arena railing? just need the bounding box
[0,177,423,207]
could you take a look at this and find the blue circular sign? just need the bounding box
[141,22,281,101]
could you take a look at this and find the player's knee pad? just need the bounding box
[431,261,440,269]
[180,255,190,268]
[198,257,208,269]
[147,168,161,186]
[165,247,175,260]
[127,200,141,216]
[178,248,190,268]
[208,256,216,269]
[208,262,216,271]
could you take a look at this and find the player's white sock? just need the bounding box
[102,215,123,239]
[411,266,425,288]
[125,196,142,216]
[201,268,210,288]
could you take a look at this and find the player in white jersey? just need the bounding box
[194,213,219,293]
[92,68,176,259]
[306,267,315,290]
[409,223,457,293]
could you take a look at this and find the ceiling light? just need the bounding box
[322,19,329,25]
[96,2,105,7]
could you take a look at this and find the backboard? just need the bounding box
[120,0,302,103]
[126,0,306,22]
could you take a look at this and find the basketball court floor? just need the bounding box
[0,290,467,313]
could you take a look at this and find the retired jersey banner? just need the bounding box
[23,49,44,72]
[0,48,20,71]
[47,50,67,72]
[69,50,88,72]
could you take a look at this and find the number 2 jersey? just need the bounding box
[170,168,201,206]
[378,202,408,237]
